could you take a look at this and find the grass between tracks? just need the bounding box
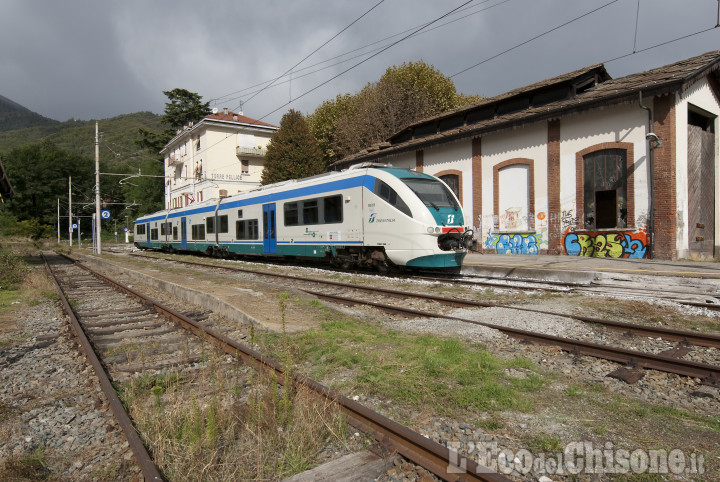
[262,295,546,418]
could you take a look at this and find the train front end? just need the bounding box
[364,168,473,270]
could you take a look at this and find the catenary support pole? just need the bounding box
[68,177,72,247]
[94,122,102,254]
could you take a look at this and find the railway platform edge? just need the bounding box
[461,252,720,284]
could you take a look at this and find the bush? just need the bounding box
[0,246,28,289]
[0,212,53,239]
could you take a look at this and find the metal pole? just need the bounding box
[69,177,73,247]
[57,198,60,244]
[95,122,102,254]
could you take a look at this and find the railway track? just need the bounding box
[44,252,506,482]
[415,272,720,311]
[125,252,720,385]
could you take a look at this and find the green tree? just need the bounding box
[137,88,212,155]
[307,61,482,165]
[161,88,212,130]
[261,110,323,184]
[3,140,93,234]
[134,89,212,216]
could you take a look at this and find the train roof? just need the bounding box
[135,166,440,223]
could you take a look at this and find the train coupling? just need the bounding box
[438,228,474,251]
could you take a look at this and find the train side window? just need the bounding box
[150,228,159,240]
[191,224,206,240]
[303,200,319,224]
[323,195,343,223]
[173,226,178,241]
[136,225,146,235]
[284,202,299,226]
[238,209,243,218]
[236,219,259,240]
[375,179,412,218]
[206,217,215,234]
[218,215,229,233]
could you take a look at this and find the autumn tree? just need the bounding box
[261,110,323,184]
[308,61,482,166]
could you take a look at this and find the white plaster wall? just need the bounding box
[482,123,548,241]
[422,141,473,223]
[559,103,649,231]
[675,79,720,258]
[384,151,415,170]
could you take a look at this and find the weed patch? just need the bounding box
[269,318,546,415]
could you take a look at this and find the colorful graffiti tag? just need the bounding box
[484,229,548,255]
[563,230,649,258]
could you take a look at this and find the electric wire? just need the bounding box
[258,0,478,120]
[211,0,507,107]
[450,0,620,79]
[237,0,385,111]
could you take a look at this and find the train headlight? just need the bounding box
[427,227,435,234]
[435,227,441,233]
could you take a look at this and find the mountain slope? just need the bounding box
[0,94,59,132]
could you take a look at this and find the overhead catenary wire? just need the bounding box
[258,0,479,121]
[237,0,386,111]
[450,0,620,79]
[211,0,508,107]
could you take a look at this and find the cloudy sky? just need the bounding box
[2,0,718,126]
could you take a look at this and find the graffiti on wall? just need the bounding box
[484,228,548,255]
[563,229,649,258]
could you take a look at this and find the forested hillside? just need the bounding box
[0,94,59,132]
[0,110,163,164]
[0,96,165,238]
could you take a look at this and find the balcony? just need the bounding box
[236,146,267,157]
[167,154,183,167]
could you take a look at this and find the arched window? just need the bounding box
[583,149,627,229]
[433,169,463,205]
[493,159,535,232]
[576,143,634,230]
[438,174,459,199]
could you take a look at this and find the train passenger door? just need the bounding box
[180,217,187,249]
[263,203,277,254]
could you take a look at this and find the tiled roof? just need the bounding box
[333,50,720,168]
[205,111,278,128]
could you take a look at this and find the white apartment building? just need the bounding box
[161,108,278,209]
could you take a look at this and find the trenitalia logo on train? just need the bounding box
[133,164,474,272]
[369,213,395,224]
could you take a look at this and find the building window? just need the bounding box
[241,159,249,174]
[582,149,627,229]
[493,159,535,232]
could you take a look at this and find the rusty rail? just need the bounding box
[63,254,507,481]
[42,253,164,481]
[129,252,720,349]
[305,290,720,386]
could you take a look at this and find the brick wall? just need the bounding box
[472,137,482,233]
[651,94,677,259]
[546,120,562,254]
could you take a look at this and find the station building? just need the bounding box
[332,51,720,260]
[161,108,278,209]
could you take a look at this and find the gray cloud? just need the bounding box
[1,0,718,125]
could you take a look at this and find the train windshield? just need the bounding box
[402,178,459,211]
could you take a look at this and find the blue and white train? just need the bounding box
[133,164,473,271]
